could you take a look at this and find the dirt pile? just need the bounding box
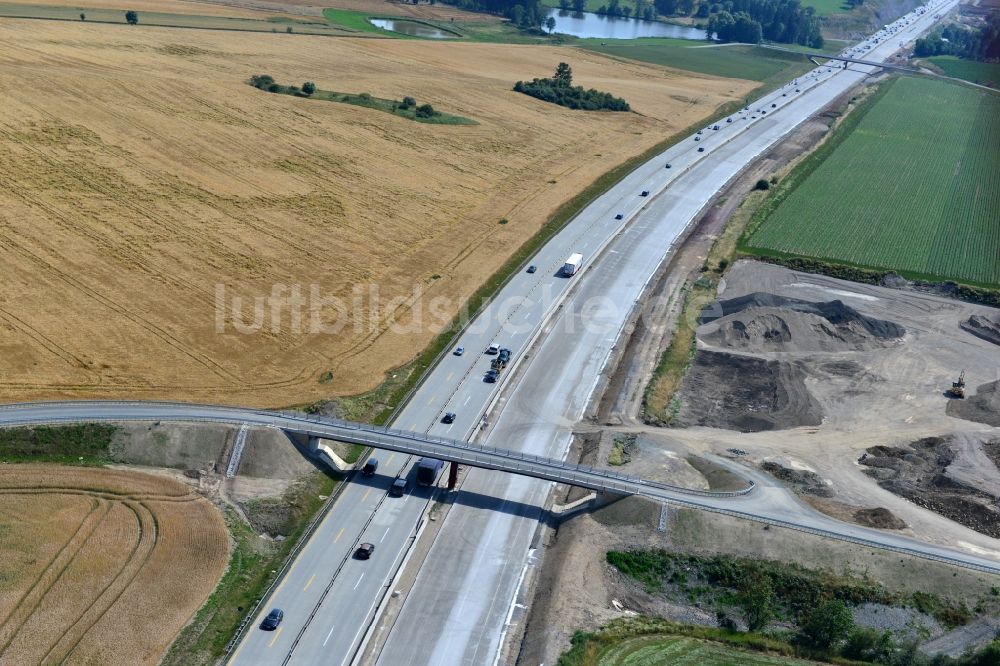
[675,351,823,432]
[947,380,1000,427]
[700,293,905,352]
[761,460,833,497]
[854,507,908,530]
[860,437,1000,538]
[960,315,1000,347]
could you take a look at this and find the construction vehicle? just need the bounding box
[946,370,966,399]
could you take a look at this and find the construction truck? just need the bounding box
[946,371,966,399]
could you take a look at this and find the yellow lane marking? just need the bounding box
[362,488,372,502]
[268,626,283,647]
[303,573,316,592]
[387,454,395,464]
[334,527,345,544]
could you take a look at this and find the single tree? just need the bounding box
[545,16,556,32]
[302,81,316,96]
[415,103,435,118]
[401,96,416,108]
[798,599,854,650]
[553,62,573,86]
[753,179,770,191]
[125,10,139,24]
[737,573,775,631]
[80,12,86,20]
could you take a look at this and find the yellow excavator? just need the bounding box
[947,370,966,399]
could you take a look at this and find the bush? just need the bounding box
[753,179,770,191]
[401,96,416,108]
[125,10,138,24]
[250,74,275,89]
[797,599,853,650]
[302,81,316,96]
[80,12,85,20]
[415,103,436,118]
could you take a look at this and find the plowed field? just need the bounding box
[0,465,228,665]
[0,19,753,406]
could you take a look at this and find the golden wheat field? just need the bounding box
[0,465,228,665]
[0,19,754,406]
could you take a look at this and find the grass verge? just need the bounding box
[162,471,339,666]
[0,424,118,464]
[559,617,813,666]
[0,3,351,35]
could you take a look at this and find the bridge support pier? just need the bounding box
[551,488,631,518]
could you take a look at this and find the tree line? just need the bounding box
[706,0,822,46]
[914,14,1000,61]
[513,63,631,111]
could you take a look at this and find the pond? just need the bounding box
[544,8,708,40]
[368,18,458,39]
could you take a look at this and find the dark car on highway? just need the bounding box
[362,458,379,477]
[527,265,537,274]
[442,412,456,424]
[697,147,705,152]
[390,478,407,497]
[260,608,284,631]
[484,369,498,383]
[355,543,375,560]
[615,213,623,219]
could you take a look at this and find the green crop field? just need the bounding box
[924,56,1000,89]
[563,634,822,665]
[744,76,1000,288]
[798,0,851,16]
[579,40,812,82]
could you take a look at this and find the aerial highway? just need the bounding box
[0,1,975,664]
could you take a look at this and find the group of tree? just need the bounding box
[513,62,630,111]
[447,0,555,31]
[558,0,589,12]
[593,0,657,21]
[914,14,1000,62]
[706,0,822,46]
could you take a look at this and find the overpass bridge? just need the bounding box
[0,400,750,500]
[758,44,924,74]
[5,400,1000,575]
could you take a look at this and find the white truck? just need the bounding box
[562,253,583,276]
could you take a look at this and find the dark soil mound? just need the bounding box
[947,380,1000,427]
[853,507,907,530]
[859,436,1000,538]
[960,315,1000,347]
[700,293,904,352]
[761,461,833,497]
[675,351,822,432]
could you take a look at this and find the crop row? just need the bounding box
[747,77,999,287]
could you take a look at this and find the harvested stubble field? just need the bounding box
[745,76,1000,288]
[0,20,753,406]
[0,465,228,665]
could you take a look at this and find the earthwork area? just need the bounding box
[0,465,228,665]
[0,18,753,407]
